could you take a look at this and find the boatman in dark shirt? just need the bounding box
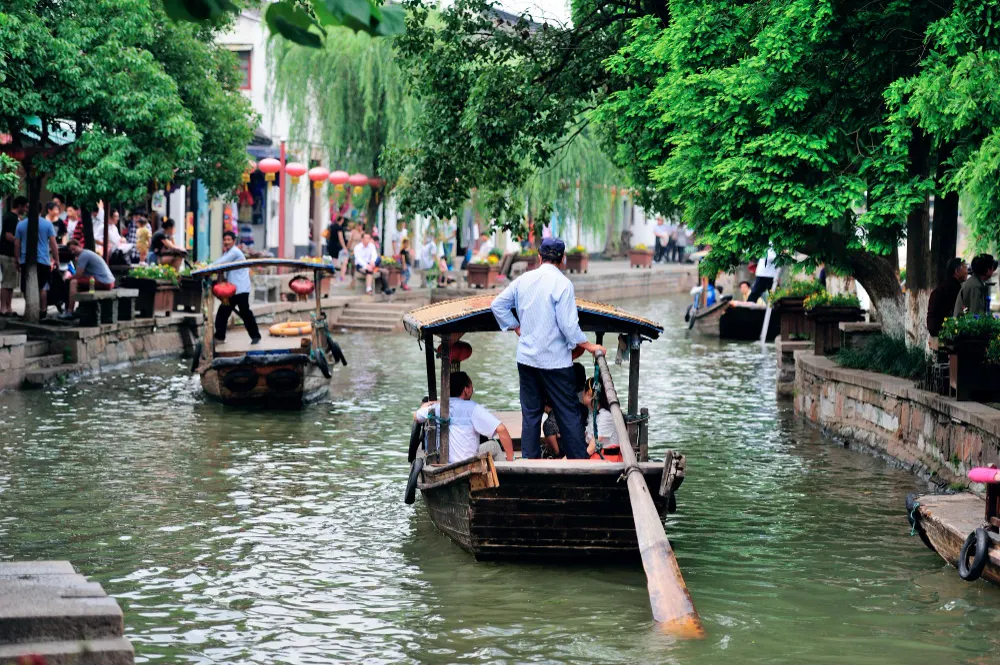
[1,196,27,315]
[490,238,605,459]
[927,257,967,337]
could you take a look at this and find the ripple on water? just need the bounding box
[2,296,1000,664]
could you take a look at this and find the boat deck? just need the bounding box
[915,492,1000,585]
[215,330,309,357]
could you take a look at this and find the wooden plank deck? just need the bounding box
[214,330,309,357]
[916,492,1000,585]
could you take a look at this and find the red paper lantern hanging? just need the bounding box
[285,161,307,185]
[259,157,282,184]
[369,177,385,188]
[348,173,369,187]
[329,170,350,192]
[437,340,473,363]
[212,281,237,306]
[308,166,330,190]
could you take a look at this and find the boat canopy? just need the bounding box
[403,295,663,340]
[190,258,338,278]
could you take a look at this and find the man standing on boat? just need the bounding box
[211,230,261,345]
[490,237,605,459]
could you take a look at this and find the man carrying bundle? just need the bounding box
[490,237,605,459]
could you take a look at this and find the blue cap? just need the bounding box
[539,238,565,257]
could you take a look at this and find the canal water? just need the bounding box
[2,295,1000,665]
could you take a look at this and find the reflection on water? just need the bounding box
[2,296,1000,664]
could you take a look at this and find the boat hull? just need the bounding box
[692,300,779,341]
[911,493,1000,585]
[419,457,680,560]
[201,357,330,407]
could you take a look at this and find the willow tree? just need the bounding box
[270,31,418,227]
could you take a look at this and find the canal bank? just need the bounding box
[0,260,700,392]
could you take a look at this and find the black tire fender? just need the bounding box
[408,419,425,464]
[190,341,202,374]
[316,350,332,379]
[404,457,423,505]
[326,332,348,366]
[958,528,990,582]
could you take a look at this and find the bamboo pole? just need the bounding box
[439,337,451,464]
[595,352,704,638]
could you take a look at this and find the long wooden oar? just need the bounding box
[595,352,704,638]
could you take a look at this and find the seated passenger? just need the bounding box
[414,371,514,463]
[542,398,562,458]
[583,377,621,460]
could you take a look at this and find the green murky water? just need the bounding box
[2,296,1000,664]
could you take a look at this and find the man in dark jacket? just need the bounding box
[954,254,996,318]
[927,257,967,336]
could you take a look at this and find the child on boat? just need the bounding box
[583,377,622,461]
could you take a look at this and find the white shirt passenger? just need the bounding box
[756,249,778,279]
[354,241,379,270]
[415,398,502,464]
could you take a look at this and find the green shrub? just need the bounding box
[771,279,824,301]
[803,290,861,310]
[835,334,930,380]
[937,313,1000,342]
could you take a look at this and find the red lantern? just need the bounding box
[369,177,385,188]
[437,340,473,363]
[329,170,349,192]
[212,281,237,306]
[259,157,281,184]
[289,276,315,295]
[285,161,307,185]
[348,173,369,188]
[308,167,330,190]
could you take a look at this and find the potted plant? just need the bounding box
[565,245,589,273]
[771,279,824,340]
[803,290,863,355]
[467,255,502,288]
[176,263,206,313]
[380,255,402,289]
[123,264,179,318]
[629,243,654,268]
[938,314,1000,401]
[518,247,540,270]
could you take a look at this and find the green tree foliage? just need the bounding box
[0,0,254,320]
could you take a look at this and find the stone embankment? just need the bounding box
[793,352,1000,494]
[0,561,133,664]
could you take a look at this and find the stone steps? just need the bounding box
[334,302,415,333]
[23,364,83,389]
[23,340,49,358]
[25,353,65,371]
[334,321,397,333]
[0,561,133,665]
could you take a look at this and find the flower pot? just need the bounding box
[385,267,402,289]
[176,276,203,313]
[775,296,811,340]
[805,306,864,355]
[123,277,178,318]
[565,253,589,274]
[946,336,1000,401]
[467,263,500,289]
[517,255,540,271]
[629,249,653,269]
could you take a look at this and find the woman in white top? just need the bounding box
[583,377,619,457]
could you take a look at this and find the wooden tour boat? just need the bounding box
[402,295,703,634]
[909,472,1000,584]
[190,259,346,407]
[690,295,779,341]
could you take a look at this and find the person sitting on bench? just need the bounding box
[354,231,393,296]
[60,239,115,319]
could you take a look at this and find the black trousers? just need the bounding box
[214,292,260,342]
[747,276,774,304]
[518,363,588,459]
[654,238,664,262]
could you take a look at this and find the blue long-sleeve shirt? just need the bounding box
[211,246,251,294]
[490,263,587,369]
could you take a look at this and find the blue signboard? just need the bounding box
[196,180,210,263]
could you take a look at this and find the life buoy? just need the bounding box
[404,457,423,505]
[269,321,312,336]
[958,528,990,581]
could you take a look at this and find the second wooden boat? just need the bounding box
[691,296,779,341]
[909,489,1000,585]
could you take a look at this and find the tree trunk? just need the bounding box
[24,169,41,323]
[905,130,932,348]
[931,191,959,284]
[602,188,617,257]
[81,204,95,252]
[848,248,903,339]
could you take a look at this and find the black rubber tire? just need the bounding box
[190,342,202,374]
[684,304,691,323]
[906,493,935,552]
[222,367,259,393]
[316,350,332,379]
[326,333,348,366]
[408,420,425,463]
[265,368,301,393]
[958,528,989,582]
[404,458,423,505]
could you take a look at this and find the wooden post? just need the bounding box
[203,280,214,363]
[439,337,451,465]
[627,334,640,417]
[595,352,703,638]
[596,331,605,347]
[639,407,649,462]
[424,331,437,400]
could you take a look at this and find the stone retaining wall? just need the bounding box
[794,353,1000,494]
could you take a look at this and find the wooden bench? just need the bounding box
[75,288,139,327]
